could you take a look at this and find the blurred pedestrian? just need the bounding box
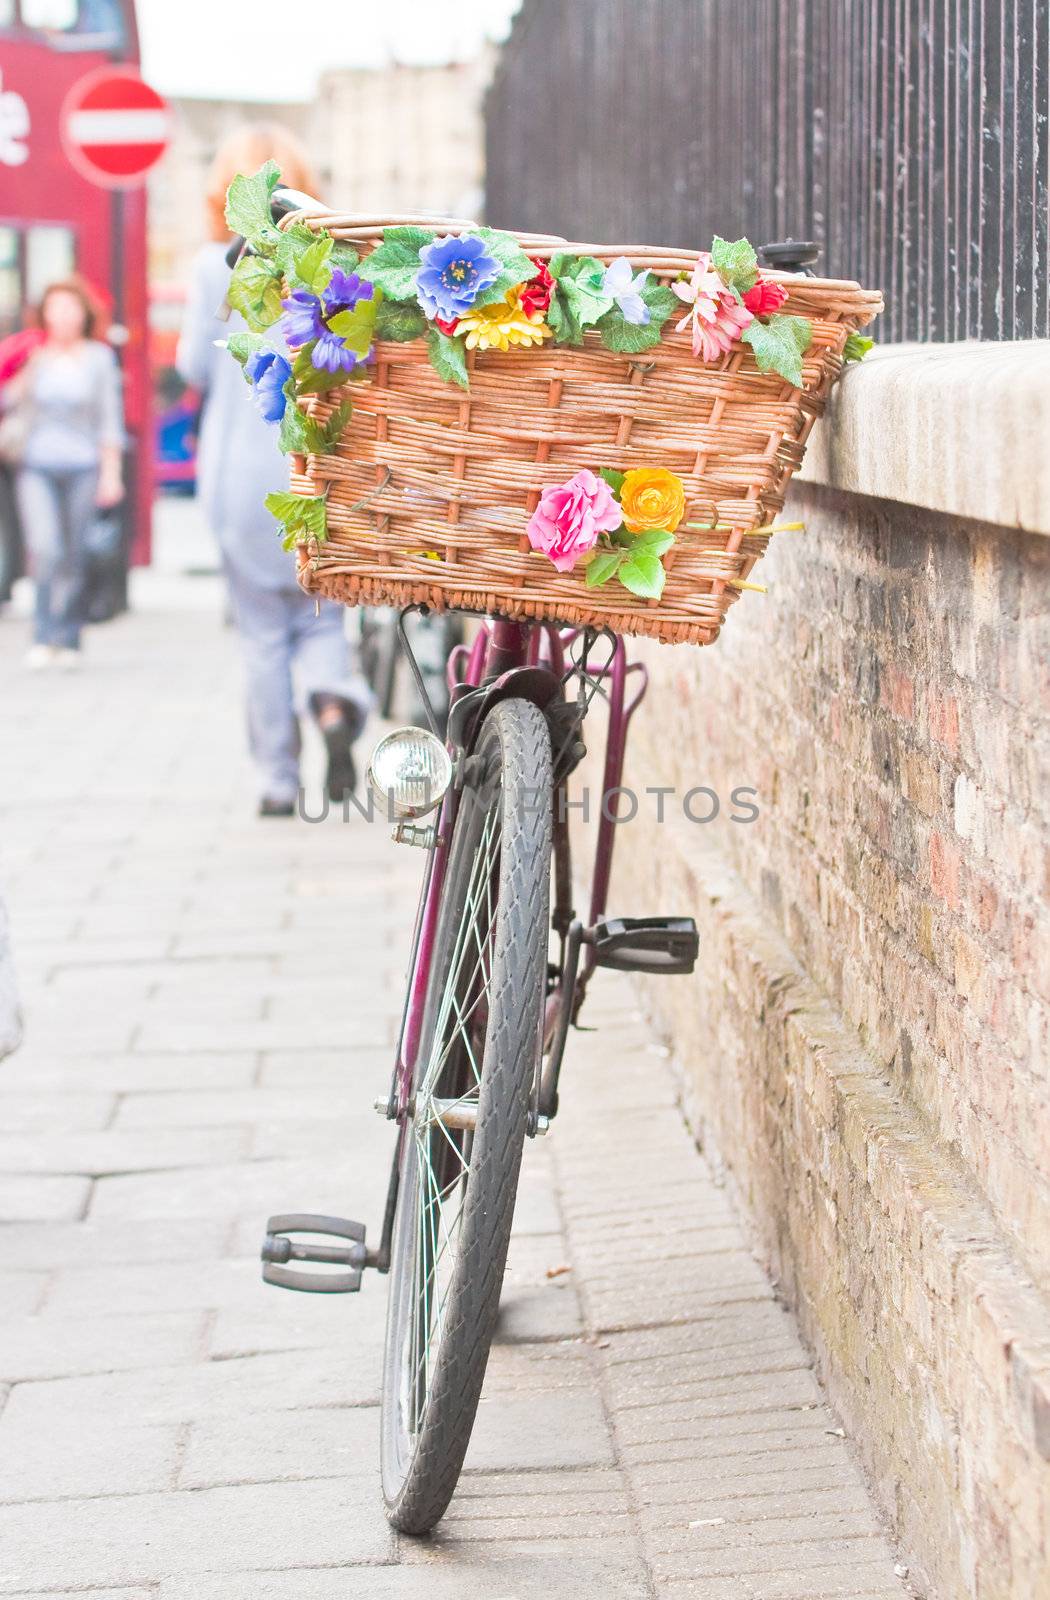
[177,124,370,818]
[3,280,123,668]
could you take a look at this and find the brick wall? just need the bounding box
[580,483,1050,1598]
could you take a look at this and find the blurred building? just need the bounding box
[149,53,493,287]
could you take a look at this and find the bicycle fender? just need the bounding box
[447,666,562,755]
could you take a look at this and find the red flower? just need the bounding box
[433,316,460,336]
[519,257,554,318]
[743,278,789,317]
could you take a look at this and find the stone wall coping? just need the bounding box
[798,340,1050,536]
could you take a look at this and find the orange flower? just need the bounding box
[619,468,686,534]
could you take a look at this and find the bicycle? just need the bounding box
[228,186,851,1532]
[261,609,698,1534]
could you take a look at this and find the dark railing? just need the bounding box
[484,0,1048,343]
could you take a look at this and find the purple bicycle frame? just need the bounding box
[391,616,649,1119]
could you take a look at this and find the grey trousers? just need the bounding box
[16,465,98,649]
[225,568,372,803]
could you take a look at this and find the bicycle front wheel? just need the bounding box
[381,697,552,1534]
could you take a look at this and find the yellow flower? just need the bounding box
[456,287,553,352]
[619,467,687,534]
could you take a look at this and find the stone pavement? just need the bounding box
[0,563,908,1599]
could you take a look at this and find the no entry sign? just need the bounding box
[60,67,171,189]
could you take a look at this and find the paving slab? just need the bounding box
[0,1308,204,1380]
[0,1478,393,1589]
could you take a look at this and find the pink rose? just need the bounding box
[526,469,623,572]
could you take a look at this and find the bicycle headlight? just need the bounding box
[366,728,453,820]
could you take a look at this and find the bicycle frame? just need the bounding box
[373,613,648,1270]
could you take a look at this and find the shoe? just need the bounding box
[323,723,357,804]
[258,797,296,818]
[55,648,82,672]
[310,694,364,804]
[25,644,56,670]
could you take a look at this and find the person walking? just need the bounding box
[177,124,370,817]
[8,279,123,668]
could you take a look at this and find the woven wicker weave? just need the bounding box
[285,211,882,646]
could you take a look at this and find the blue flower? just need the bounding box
[280,290,324,349]
[601,257,651,325]
[244,349,292,423]
[324,269,375,315]
[415,234,501,321]
[312,327,363,374]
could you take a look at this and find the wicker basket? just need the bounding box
[285,211,882,646]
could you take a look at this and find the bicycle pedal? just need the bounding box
[261,1213,368,1294]
[587,915,699,975]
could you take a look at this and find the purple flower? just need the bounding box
[280,290,324,349]
[324,269,374,315]
[415,233,501,321]
[311,327,363,374]
[244,348,293,423]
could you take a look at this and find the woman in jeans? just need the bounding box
[177,124,370,817]
[14,278,124,668]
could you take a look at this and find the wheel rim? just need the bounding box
[396,776,503,1454]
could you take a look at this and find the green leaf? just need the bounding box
[629,528,676,559]
[596,309,663,352]
[225,161,282,251]
[471,226,537,308]
[224,330,266,371]
[292,345,355,396]
[546,289,584,346]
[557,256,614,329]
[596,280,678,353]
[843,331,874,363]
[361,226,434,299]
[226,255,284,331]
[375,299,428,342]
[585,550,624,588]
[292,233,334,294]
[264,490,328,550]
[742,313,812,388]
[323,399,353,445]
[277,393,309,454]
[330,241,360,274]
[326,296,379,357]
[598,467,626,496]
[712,235,759,294]
[425,327,469,390]
[618,550,666,599]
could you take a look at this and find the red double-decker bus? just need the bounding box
[0,0,151,587]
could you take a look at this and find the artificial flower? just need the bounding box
[280,290,324,349]
[433,316,461,337]
[601,257,651,324]
[244,348,292,423]
[324,268,374,315]
[619,467,686,534]
[673,252,754,361]
[311,327,366,374]
[415,234,501,321]
[519,258,554,318]
[743,278,789,317]
[456,287,553,352]
[526,469,623,573]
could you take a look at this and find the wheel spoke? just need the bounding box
[404,780,502,1436]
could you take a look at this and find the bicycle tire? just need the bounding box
[380,697,552,1533]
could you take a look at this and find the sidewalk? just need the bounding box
[0,563,908,1599]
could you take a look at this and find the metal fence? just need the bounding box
[484,0,1049,342]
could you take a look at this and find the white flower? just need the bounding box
[601,257,651,325]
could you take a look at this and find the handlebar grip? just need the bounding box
[225,233,246,271]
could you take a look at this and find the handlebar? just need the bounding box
[224,186,330,270]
